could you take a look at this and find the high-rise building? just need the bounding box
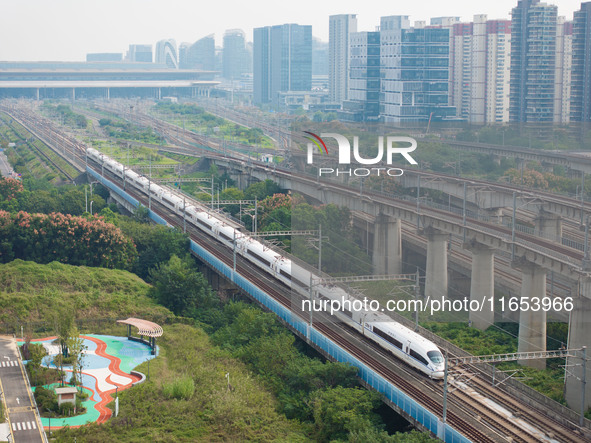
[155,39,178,69]
[428,17,461,109]
[223,29,250,79]
[554,17,573,123]
[312,38,329,76]
[253,24,312,105]
[380,16,455,123]
[126,45,152,63]
[339,31,380,121]
[484,20,512,123]
[509,0,557,122]
[329,14,357,104]
[571,2,591,122]
[178,43,191,69]
[449,21,474,120]
[438,16,511,123]
[180,35,215,71]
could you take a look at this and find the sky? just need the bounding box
[0,0,585,61]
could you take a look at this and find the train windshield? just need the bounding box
[427,351,444,364]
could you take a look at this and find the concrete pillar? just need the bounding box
[464,239,495,330]
[423,226,448,299]
[372,214,402,275]
[107,87,110,100]
[515,259,547,369]
[36,88,40,101]
[565,278,591,410]
[483,208,503,224]
[534,209,562,240]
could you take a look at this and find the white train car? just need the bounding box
[94,150,446,379]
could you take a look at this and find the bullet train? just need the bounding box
[87,148,446,379]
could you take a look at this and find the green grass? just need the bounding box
[0,260,172,330]
[0,114,73,183]
[152,106,276,150]
[55,323,310,442]
[90,140,178,167]
[0,260,312,441]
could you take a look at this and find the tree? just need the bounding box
[26,343,48,386]
[244,180,281,200]
[132,205,150,223]
[310,386,382,442]
[0,210,137,269]
[219,188,245,216]
[220,187,244,201]
[0,177,24,201]
[55,311,74,359]
[67,325,87,391]
[118,220,190,280]
[149,255,214,316]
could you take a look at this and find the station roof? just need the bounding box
[0,80,219,88]
[117,318,163,337]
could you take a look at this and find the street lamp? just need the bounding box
[90,200,94,215]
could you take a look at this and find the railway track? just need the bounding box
[7,103,591,440]
[0,112,77,181]
[96,162,584,442]
[451,364,588,443]
[89,106,586,267]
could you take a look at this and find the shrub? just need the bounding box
[0,211,137,269]
[162,375,195,400]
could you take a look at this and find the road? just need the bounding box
[0,152,14,177]
[0,336,44,443]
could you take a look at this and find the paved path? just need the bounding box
[0,336,45,443]
[0,151,14,177]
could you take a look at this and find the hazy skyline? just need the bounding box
[1,0,585,62]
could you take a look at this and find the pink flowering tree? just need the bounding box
[0,177,24,201]
[0,210,137,269]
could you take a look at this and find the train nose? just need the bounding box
[432,370,444,379]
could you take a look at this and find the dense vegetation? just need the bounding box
[290,118,591,195]
[195,177,373,275]
[0,210,136,269]
[98,118,165,145]
[34,386,88,417]
[454,125,591,151]
[0,259,433,442]
[153,102,269,146]
[0,169,431,441]
[0,176,108,215]
[54,324,332,442]
[0,114,78,183]
[41,103,88,130]
[0,260,172,328]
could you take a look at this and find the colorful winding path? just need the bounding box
[23,335,155,429]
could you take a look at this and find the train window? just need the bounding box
[219,232,232,241]
[247,250,271,266]
[280,269,291,280]
[373,327,403,349]
[196,219,212,230]
[427,351,443,364]
[342,309,353,318]
[410,349,429,366]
